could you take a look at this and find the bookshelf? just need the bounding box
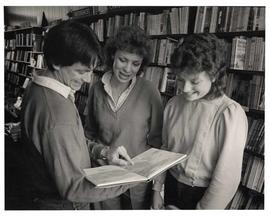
[4,6,265,210]
[68,6,265,209]
[4,26,45,99]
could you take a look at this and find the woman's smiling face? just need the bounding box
[176,70,213,101]
[112,50,143,83]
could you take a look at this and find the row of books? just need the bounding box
[15,33,42,47]
[6,50,32,63]
[225,73,264,110]
[78,6,264,37]
[5,84,21,99]
[150,38,178,65]
[69,6,108,18]
[5,72,31,91]
[6,62,32,78]
[106,12,147,37]
[5,122,21,142]
[246,117,264,155]
[241,155,264,193]
[141,67,176,95]
[194,6,265,33]
[30,54,45,69]
[104,8,189,37]
[228,187,264,209]
[230,36,265,71]
[5,39,16,49]
[89,8,186,37]
[169,7,189,34]
[5,73,21,86]
[90,19,105,42]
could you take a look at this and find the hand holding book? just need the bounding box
[105,145,134,166]
[84,148,187,188]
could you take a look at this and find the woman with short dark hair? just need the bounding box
[152,34,248,209]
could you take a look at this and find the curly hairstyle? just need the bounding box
[43,20,103,71]
[170,33,227,99]
[104,26,152,75]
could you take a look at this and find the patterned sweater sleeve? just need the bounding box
[42,125,129,203]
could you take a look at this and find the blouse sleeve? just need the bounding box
[196,103,248,209]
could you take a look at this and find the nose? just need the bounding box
[123,62,132,73]
[82,72,92,83]
[182,81,192,93]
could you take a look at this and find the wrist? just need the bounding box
[100,146,110,160]
[152,180,163,192]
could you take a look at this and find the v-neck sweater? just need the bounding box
[84,77,163,158]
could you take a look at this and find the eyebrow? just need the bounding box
[119,55,142,63]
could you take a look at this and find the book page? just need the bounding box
[125,148,187,180]
[83,165,147,188]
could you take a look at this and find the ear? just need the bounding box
[211,77,216,83]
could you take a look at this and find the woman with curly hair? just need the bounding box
[152,34,248,209]
[84,26,163,209]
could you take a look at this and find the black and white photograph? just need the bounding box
[2,0,268,215]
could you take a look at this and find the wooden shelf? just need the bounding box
[239,184,264,198]
[160,92,174,97]
[27,65,44,70]
[149,63,169,67]
[69,6,172,22]
[244,149,264,159]
[5,81,23,89]
[6,70,31,79]
[246,109,264,118]
[16,45,33,48]
[148,30,265,40]
[5,26,44,34]
[5,59,30,64]
[215,30,265,39]
[227,68,264,76]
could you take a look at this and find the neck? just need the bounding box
[110,74,130,93]
[43,69,65,85]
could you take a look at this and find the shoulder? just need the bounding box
[88,80,104,97]
[220,95,246,116]
[164,95,183,115]
[218,95,248,125]
[23,84,79,131]
[136,77,157,91]
[165,95,183,108]
[136,77,161,97]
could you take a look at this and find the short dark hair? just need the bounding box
[43,20,103,71]
[104,26,152,75]
[171,33,227,99]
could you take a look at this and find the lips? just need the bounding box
[119,72,132,80]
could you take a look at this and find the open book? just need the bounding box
[83,148,187,188]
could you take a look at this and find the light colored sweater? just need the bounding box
[162,94,248,209]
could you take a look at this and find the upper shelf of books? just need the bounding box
[67,6,265,38]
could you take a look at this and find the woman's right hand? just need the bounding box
[152,191,164,209]
[106,146,134,166]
